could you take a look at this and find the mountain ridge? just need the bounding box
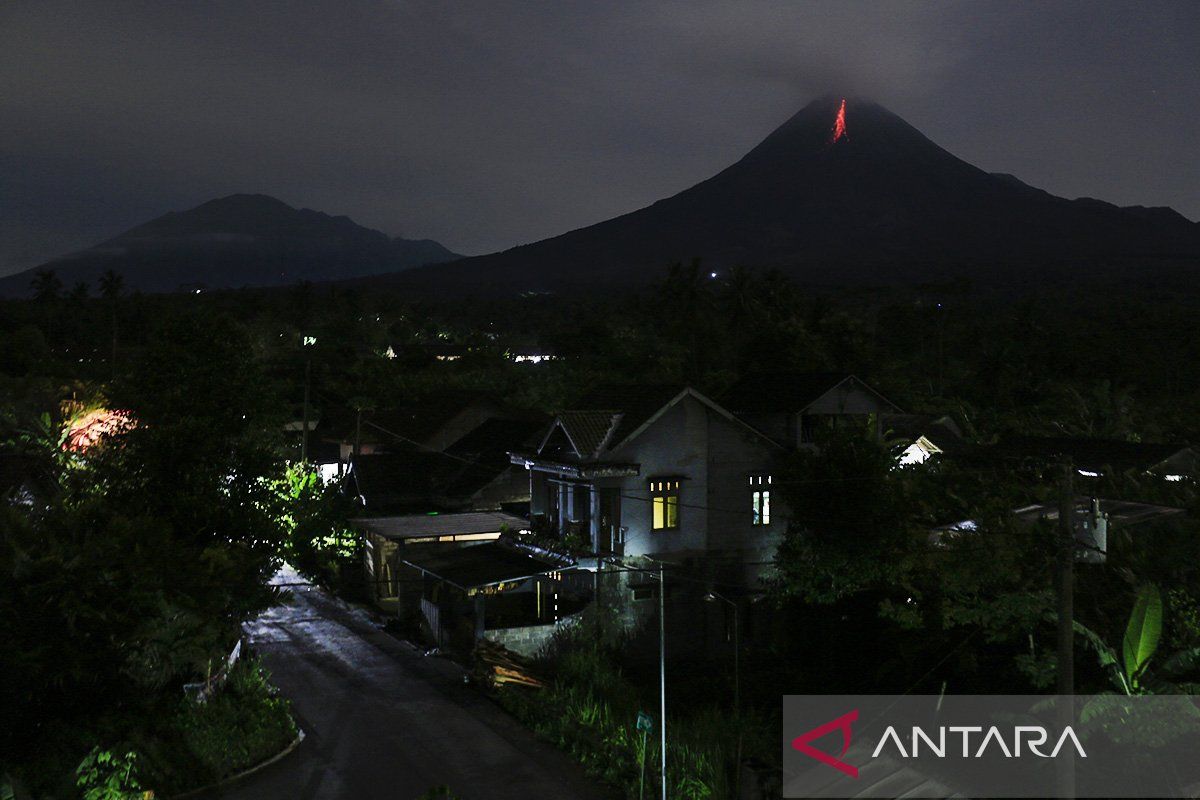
[0,193,460,295]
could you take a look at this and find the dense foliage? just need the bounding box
[0,312,296,795]
[4,264,1200,794]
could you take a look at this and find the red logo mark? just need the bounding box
[791,709,860,778]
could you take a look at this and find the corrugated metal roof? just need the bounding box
[994,437,1196,474]
[399,540,571,589]
[353,511,529,541]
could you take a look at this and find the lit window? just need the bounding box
[750,474,772,526]
[650,479,681,530]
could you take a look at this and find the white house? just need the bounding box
[510,385,785,579]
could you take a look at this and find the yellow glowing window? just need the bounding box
[650,479,681,531]
[751,474,772,526]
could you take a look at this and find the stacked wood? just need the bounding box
[472,640,545,689]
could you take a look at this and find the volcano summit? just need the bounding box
[388,95,1199,293]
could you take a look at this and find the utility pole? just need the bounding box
[1055,457,1076,799]
[659,562,668,800]
[1055,457,1074,695]
[353,406,362,464]
[301,354,311,463]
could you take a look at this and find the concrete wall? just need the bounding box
[483,615,579,658]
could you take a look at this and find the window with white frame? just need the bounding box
[649,478,681,530]
[751,474,771,525]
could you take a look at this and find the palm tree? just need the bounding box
[30,269,62,302]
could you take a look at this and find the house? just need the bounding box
[881,413,968,466]
[511,384,784,580]
[319,391,526,463]
[355,510,532,602]
[348,413,547,515]
[396,537,589,656]
[421,342,471,362]
[991,437,1198,481]
[934,496,1184,563]
[722,371,903,449]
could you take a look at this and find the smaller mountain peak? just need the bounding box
[197,193,295,212]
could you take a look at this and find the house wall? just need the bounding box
[610,395,781,564]
[705,407,785,570]
[610,397,709,558]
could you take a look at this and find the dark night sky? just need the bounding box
[2,1,1198,277]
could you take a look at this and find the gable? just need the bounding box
[607,388,780,454]
[804,376,901,415]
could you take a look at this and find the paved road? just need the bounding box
[205,573,613,800]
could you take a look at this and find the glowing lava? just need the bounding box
[830,98,848,143]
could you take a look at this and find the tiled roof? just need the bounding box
[319,390,505,445]
[445,416,549,459]
[441,416,548,497]
[722,371,853,413]
[557,410,621,458]
[571,384,686,451]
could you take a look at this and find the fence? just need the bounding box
[182,638,243,702]
[420,597,443,647]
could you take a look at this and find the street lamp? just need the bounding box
[706,589,742,795]
[704,590,739,713]
[658,562,667,800]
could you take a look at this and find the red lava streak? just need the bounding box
[831,98,848,143]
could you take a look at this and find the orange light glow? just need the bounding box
[831,98,848,143]
[65,409,133,452]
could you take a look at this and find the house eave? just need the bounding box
[509,451,640,479]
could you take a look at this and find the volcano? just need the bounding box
[0,194,459,295]
[387,95,1199,292]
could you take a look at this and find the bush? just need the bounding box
[173,656,297,784]
[497,643,760,799]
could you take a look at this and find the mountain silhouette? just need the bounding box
[384,95,1199,292]
[1,194,459,295]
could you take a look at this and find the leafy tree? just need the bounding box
[0,312,292,792]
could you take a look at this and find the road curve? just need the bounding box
[203,572,613,800]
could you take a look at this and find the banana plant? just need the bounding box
[1076,584,1200,695]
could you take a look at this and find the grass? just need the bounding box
[495,637,772,799]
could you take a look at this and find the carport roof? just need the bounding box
[399,541,574,590]
[353,511,529,541]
